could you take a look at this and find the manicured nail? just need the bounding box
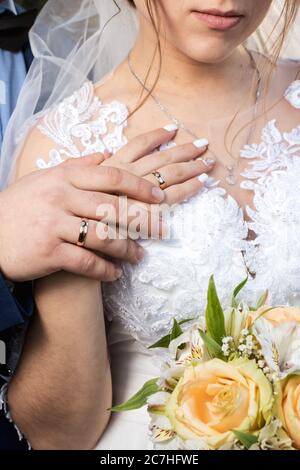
[163,124,178,132]
[198,173,209,183]
[193,138,209,149]
[136,246,145,261]
[152,187,165,201]
[202,157,216,167]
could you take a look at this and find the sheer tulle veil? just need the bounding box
[0,0,299,188]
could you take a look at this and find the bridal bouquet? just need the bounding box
[112,276,300,450]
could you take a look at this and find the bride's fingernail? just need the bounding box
[152,187,165,201]
[198,173,209,183]
[193,138,209,149]
[202,157,216,167]
[163,124,178,132]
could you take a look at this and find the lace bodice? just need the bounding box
[36,80,300,346]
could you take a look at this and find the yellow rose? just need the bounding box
[251,306,300,326]
[165,358,273,448]
[280,376,300,449]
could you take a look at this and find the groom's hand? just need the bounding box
[0,154,165,282]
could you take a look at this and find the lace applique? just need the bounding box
[243,156,300,305]
[285,80,300,109]
[240,81,300,190]
[240,119,300,190]
[36,82,129,169]
[238,80,300,305]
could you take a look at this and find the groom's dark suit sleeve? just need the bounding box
[0,275,34,332]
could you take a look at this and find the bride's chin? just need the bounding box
[174,38,243,65]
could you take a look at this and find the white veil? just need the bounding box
[0,0,299,189]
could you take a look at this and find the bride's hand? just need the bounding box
[52,128,212,278]
[101,126,214,205]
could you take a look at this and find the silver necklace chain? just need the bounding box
[127,49,263,186]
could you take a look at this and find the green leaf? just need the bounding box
[178,318,195,326]
[170,319,183,341]
[199,329,223,359]
[233,430,258,449]
[205,275,226,345]
[148,334,172,349]
[231,277,248,307]
[149,318,194,349]
[111,378,160,412]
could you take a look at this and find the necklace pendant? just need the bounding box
[226,174,237,185]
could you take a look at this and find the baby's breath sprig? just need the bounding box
[221,336,235,357]
[237,329,261,358]
[238,330,280,386]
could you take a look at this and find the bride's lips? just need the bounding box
[192,9,244,31]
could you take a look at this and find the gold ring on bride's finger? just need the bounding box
[77,219,89,247]
[152,171,167,189]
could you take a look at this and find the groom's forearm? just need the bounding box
[6,272,111,450]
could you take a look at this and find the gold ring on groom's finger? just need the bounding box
[77,219,89,247]
[152,171,167,189]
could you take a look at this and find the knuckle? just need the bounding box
[44,185,65,206]
[186,143,199,154]
[87,191,104,209]
[36,215,58,255]
[172,164,184,179]
[156,149,171,164]
[103,235,115,248]
[56,159,75,177]
[196,160,206,172]
[136,133,151,149]
[92,153,105,164]
[171,186,184,202]
[49,163,69,185]
[135,177,147,195]
[129,162,142,176]
[36,210,55,232]
[101,166,123,186]
[125,240,136,258]
[113,239,127,257]
[102,262,114,279]
[80,252,97,274]
[166,183,186,204]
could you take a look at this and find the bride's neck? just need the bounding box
[129,30,253,100]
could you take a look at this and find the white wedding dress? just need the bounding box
[34,75,300,450]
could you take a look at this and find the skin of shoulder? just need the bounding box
[276,58,300,83]
[15,121,57,180]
